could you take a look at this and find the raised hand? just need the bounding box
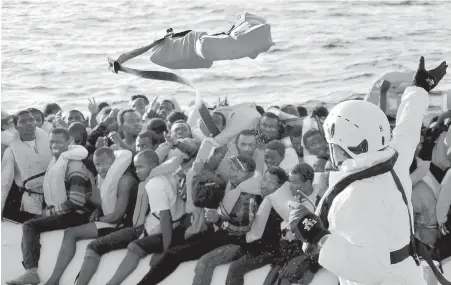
[53,111,67,129]
[102,108,119,125]
[108,131,122,146]
[88,98,100,114]
[413,56,447,92]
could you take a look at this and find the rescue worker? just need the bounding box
[287,57,448,285]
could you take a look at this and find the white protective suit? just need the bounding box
[318,86,429,285]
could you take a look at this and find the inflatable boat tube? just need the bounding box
[364,71,414,117]
[195,12,274,61]
[149,30,214,70]
[1,221,343,285]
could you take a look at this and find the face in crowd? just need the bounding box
[15,112,37,139]
[261,171,281,197]
[304,130,327,156]
[131,98,148,117]
[93,149,116,179]
[158,100,175,119]
[236,133,257,158]
[135,131,159,153]
[122,111,142,137]
[264,147,284,168]
[49,130,71,158]
[66,110,85,126]
[134,150,159,181]
[171,122,191,140]
[288,170,313,197]
[258,114,280,143]
[68,122,87,146]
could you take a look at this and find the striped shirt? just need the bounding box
[47,160,94,216]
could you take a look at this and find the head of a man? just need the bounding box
[66,110,85,126]
[93,147,116,179]
[68,122,88,146]
[229,155,256,187]
[14,110,36,140]
[136,130,160,152]
[170,120,192,140]
[118,109,142,138]
[235,129,257,158]
[158,100,175,119]
[261,166,288,197]
[258,112,280,143]
[289,163,314,197]
[49,128,71,158]
[146,118,168,144]
[134,150,160,181]
[130,95,149,117]
[167,111,188,128]
[43,103,61,118]
[264,140,286,168]
[303,129,327,156]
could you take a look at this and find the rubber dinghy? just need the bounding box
[2,221,342,285]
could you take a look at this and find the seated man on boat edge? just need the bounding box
[7,128,95,285]
[43,147,137,285]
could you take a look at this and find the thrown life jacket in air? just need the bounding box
[149,30,214,70]
[195,12,274,62]
[110,12,273,71]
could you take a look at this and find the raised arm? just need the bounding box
[391,57,447,171]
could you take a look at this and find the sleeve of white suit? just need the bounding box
[390,86,429,173]
[1,148,15,214]
[318,188,391,284]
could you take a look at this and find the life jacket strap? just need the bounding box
[19,171,46,196]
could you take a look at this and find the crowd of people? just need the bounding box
[1,58,451,285]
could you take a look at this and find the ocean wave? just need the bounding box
[366,36,393,41]
[344,73,375,81]
[366,1,434,6]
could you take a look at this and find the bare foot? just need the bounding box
[6,271,40,285]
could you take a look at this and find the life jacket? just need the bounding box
[98,150,133,217]
[317,151,451,285]
[195,12,274,62]
[109,12,273,72]
[9,128,52,193]
[246,182,294,243]
[149,30,214,70]
[410,158,441,246]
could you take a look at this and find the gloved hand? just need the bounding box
[287,203,330,245]
[413,56,447,92]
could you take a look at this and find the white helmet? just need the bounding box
[323,100,391,162]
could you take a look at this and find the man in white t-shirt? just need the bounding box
[105,156,187,285]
